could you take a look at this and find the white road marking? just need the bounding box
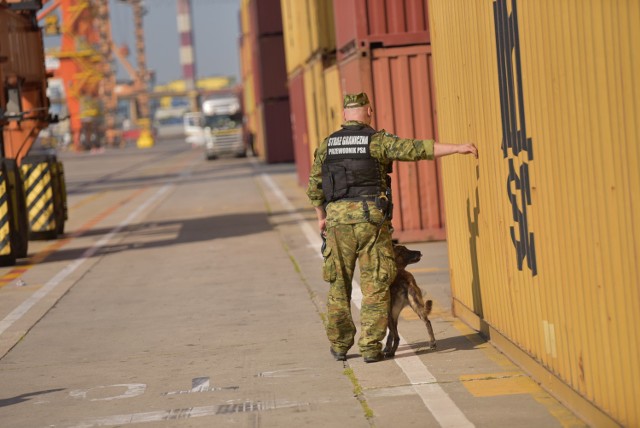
[0,154,201,342]
[259,174,474,428]
[70,384,147,402]
[0,185,171,338]
[259,174,322,258]
[71,400,310,428]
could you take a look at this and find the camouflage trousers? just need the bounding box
[322,222,397,356]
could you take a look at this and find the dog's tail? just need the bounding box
[425,300,433,315]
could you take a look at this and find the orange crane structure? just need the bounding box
[38,0,153,149]
[116,0,153,148]
[37,0,109,150]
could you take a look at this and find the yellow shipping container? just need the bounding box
[307,0,335,59]
[429,1,640,426]
[281,0,335,74]
[240,0,250,35]
[243,73,255,117]
[253,103,265,162]
[240,35,252,80]
[303,56,329,161]
[281,0,311,74]
[323,64,342,134]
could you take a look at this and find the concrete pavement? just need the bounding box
[0,140,586,427]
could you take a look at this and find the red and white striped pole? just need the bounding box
[177,0,199,111]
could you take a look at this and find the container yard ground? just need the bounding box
[0,139,586,427]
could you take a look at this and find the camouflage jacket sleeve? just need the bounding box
[372,130,435,161]
[306,137,328,207]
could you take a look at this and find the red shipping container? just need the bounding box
[333,0,430,60]
[249,0,283,36]
[251,35,289,102]
[337,51,374,102]
[260,99,294,163]
[287,71,312,186]
[370,44,445,242]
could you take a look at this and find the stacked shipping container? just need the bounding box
[429,0,639,426]
[333,0,445,242]
[278,0,446,241]
[280,0,338,186]
[244,1,640,424]
[239,0,293,163]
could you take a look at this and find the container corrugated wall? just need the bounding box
[281,0,447,243]
[281,0,312,73]
[281,0,335,74]
[370,45,445,242]
[303,56,331,163]
[323,64,343,133]
[289,70,311,186]
[239,39,255,118]
[251,35,288,101]
[240,0,294,163]
[308,0,335,59]
[259,99,294,163]
[429,1,640,426]
[280,0,337,175]
[334,0,431,59]
[239,2,257,153]
[337,52,373,102]
[248,0,283,36]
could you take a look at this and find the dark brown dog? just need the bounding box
[383,245,437,358]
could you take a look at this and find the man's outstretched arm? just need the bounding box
[434,143,478,158]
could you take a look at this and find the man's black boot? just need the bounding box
[330,347,347,361]
[363,352,383,363]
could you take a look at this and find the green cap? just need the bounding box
[343,92,370,108]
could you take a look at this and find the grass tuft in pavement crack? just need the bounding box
[344,368,375,423]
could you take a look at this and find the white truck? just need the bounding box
[183,95,246,160]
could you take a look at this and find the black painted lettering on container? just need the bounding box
[494,0,537,276]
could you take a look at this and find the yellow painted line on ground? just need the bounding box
[460,371,541,397]
[453,320,586,427]
[68,191,107,211]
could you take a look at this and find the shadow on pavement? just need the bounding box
[389,334,485,360]
[21,212,272,265]
[0,388,65,408]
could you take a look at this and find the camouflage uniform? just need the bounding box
[307,93,436,358]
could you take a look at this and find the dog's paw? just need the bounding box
[428,341,437,350]
[382,349,395,358]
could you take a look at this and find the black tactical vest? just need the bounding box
[321,124,383,202]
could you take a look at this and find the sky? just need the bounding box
[45,0,242,86]
[110,0,241,85]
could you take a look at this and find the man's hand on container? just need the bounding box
[458,143,478,158]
